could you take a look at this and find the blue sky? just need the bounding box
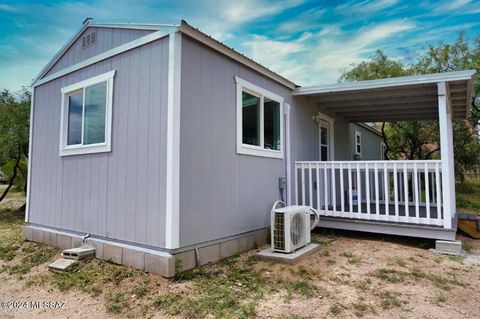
[1,0,480,90]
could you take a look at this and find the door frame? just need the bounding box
[317,112,335,161]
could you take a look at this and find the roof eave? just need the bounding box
[293,70,477,96]
[31,23,89,86]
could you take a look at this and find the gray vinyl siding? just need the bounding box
[46,27,154,77]
[29,37,169,248]
[178,36,291,247]
[349,124,383,160]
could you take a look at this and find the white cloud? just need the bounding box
[241,20,416,86]
[276,6,326,34]
[223,0,304,24]
[0,4,19,12]
[435,0,472,12]
[336,0,400,15]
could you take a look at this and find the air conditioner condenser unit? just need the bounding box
[271,204,319,253]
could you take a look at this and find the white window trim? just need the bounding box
[354,130,362,156]
[59,70,115,156]
[317,112,335,161]
[235,76,284,159]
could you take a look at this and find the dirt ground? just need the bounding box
[1,229,480,318]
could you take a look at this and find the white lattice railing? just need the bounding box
[294,160,449,227]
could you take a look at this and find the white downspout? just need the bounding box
[284,103,292,205]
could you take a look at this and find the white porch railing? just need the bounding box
[295,160,448,227]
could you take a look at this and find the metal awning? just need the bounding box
[293,70,476,122]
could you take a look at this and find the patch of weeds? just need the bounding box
[427,274,466,290]
[312,232,337,247]
[373,268,406,283]
[394,257,406,267]
[434,256,443,264]
[1,263,32,275]
[132,283,147,298]
[329,303,344,315]
[330,274,350,285]
[153,293,183,315]
[157,259,273,318]
[174,266,208,281]
[448,255,464,264]
[245,255,257,266]
[322,249,331,257]
[352,302,376,317]
[355,278,372,291]
[434,292,446,306]
[410,267,426,279]
[341,251,354,258]
[341,251,362,266]
[463,243,473,253]
[105,292,126,314]
[283,280,317,298]
[325,258,336,265]
[378,291,407,310]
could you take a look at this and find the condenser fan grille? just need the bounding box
[290,212,305,246]
[273,212,285,250]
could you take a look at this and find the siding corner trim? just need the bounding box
[165,31,182,249]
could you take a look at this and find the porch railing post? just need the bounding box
[438,82,455,229]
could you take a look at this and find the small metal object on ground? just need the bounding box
[256,243,321,264]
[62,245,96,260]
[48,258,79,272]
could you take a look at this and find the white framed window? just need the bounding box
[354,130,362,156]
[59,70,115,156]
[235,76,284,159]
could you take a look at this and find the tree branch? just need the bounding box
[0,156,21,203]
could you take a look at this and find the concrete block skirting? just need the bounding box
[22,225,268,277]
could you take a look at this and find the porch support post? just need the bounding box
[437,81,455,229]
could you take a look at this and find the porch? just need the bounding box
[290,70,476,240]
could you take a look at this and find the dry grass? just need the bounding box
[1,188,480,318]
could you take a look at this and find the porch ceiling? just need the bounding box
[293,70,476,122]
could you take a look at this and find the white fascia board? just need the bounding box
[165,31,182,249]
[33,28,177,87]
[89,23,179,31]
[293,70,477,96]
[32,24,89,85]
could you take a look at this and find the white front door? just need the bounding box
[318,114,334,209]
[319,119,331,161]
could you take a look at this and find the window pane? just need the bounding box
[321,146,328,161]
[320,126,328,145]
[264,97,280,150]
[242,91,260,146]
[67,92,83,145]
[84,82,107,145]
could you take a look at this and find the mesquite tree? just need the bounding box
[340,33,480,180]
[0,89,30,205]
